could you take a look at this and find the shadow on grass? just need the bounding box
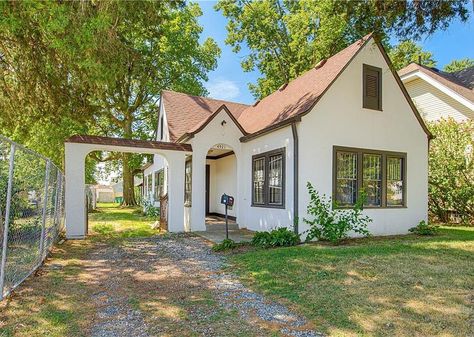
[230,226,474,336]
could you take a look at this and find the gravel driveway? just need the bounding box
[88,234,322,337]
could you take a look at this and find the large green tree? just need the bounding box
[0,1,220,205]
[216,0,470,99]
[388,40,437,71]
[443,58,474,73]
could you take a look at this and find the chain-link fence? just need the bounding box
[0,135,65,300]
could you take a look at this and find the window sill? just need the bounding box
[362,106,383,112]
[251,203,285,209]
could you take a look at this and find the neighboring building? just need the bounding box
[399,63,474,122]
[142,34,431,237]
[93,185,115,203]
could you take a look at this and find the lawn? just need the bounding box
[88,202,159,242]
[230,227,474,337]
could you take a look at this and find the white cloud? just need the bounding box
[206,78,240,101]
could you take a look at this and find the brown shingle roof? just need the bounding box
[66,135,192,152]
[161,90,249,142]
[237,35,372,133]
[399,63,474,103]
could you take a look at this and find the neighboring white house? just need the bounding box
[399,63,474,122]
[141,34,432,237]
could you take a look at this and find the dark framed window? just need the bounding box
[252,148,285,208]
[154,169,164,200]
[184,159,192,206]
[363,64,382,110]
[146,173,153,197]
[333,146,406,208]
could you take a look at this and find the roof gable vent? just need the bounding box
[278,83,288,91]
[314,58,327,69]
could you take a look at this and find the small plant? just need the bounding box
[303,182,372,244]
[252,227,300,248]
[409,220,439,236]
[212,238,237,252]
[141,198,160,217]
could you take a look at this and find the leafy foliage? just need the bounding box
[0,1,220,204]
[212,238,237,252]
[216,0,469,99]
[409,220,439,236]
[428,119,474,224]
[443,58,474,72]
[141,198,159,218]
[251,227,300,248]
[303,182,372,244]
[388,40,436,70]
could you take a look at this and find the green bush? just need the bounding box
[212,238,237,252]
[428,119,474,224]
[251,227,300,248]
[409,220,439,236]
[303,182,372,244]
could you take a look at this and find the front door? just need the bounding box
[205,164,210,215]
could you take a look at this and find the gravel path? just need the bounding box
[88,234,323,337]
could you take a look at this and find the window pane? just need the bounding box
[336,152,357,206]
[268,154,283,205]
[387,157,404,206]
[184,160,192,204]
[253,157,265,204]
[362,154,382,206]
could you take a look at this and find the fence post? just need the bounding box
[39,160,51,261]
[0,144,16,300]
[53,169,61,237]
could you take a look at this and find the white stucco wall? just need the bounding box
[297,39,429,236]
[240,127,295,231]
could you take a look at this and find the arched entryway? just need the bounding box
[64,135,191,239]
[204,144,237,227]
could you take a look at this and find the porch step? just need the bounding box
[205,223,240,231]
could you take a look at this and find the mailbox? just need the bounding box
[220,194,234,207]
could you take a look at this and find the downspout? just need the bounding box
[291,122,299,235]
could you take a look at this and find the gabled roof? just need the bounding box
[237,34,372,134]
[161,33,432,142]
[399,63,474,103]
[161,90,249,142]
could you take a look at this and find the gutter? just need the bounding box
[291,122,299,235]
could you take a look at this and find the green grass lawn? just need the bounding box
[230,227,474,337]
[88,203,159,242]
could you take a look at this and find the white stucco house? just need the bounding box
[138,34,432,237]
[399,63,474,122]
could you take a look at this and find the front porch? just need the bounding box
[195,215,254,243]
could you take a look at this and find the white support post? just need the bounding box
[39,160,51,261]
[0,144,16,300]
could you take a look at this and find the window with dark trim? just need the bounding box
[146,173,153,198]
[363,64,382,110]
[154,169,164,200]
[184,159,192,206]
[333,146,406,208]
[252,148,285,208]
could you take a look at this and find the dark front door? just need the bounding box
[205,164,210,215]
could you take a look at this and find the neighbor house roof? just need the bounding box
[161,90,249,142]
[399,63,474,103]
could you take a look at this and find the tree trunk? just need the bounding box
[122,152,137,206]
[121,117,137,206]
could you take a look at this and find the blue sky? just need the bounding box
[198,1,473,105]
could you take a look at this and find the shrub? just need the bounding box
[142,198,159,217]
[303,182,372,244]
[251,227,300,248]
[212,238,237,252]
[428,119,474,224]
[409,220,439,236]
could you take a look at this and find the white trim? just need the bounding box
[401,70,474,111]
